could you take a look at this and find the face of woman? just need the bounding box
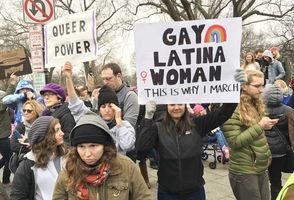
[99,103,115,121]
[23,104,37,123]
[167,104,186,121]
[54,123,64,145]
[42,92,60,108]
[246,54,253,63]
[77,143,104,165]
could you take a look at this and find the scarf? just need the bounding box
[77,162,111,200]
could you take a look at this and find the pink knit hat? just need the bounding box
[193,104,204,115]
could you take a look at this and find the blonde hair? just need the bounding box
[239,70,265,126]
[274,79,288,94]
[23,100,45,118]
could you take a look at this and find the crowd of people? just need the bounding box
[0,46,293,200]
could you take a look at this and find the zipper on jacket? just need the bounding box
[249,146,257,169]
[175,133,183,192]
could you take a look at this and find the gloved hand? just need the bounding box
[234,68,248,84]
[145,100,156,119]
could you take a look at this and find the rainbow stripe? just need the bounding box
[204,25,227,43]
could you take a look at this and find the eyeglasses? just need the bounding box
[249,83,264,89]
[23,109,33,113]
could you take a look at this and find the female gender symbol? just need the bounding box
[140,71,147,83]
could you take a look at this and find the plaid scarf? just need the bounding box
[76,162,111,200]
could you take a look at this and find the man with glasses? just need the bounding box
[100,63,139,128]
[223,69,278,200]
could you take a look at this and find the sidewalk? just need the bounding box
[147,156,291,200]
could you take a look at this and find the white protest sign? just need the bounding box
[44,10,97,68]
[134,18,242,104]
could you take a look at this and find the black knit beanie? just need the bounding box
[98,85,119,110]
[71,124,112,146]
[28,116,54,145]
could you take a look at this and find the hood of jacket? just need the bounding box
[15,80,36,94]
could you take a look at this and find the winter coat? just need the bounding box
[268,60,285,84]
[10,151,64,200]
[264,84,292,157]
[53,154,152,200]
[42,102,75,143]
[136,103,237,194]
[2,80,36,125]
[10,121,31,154]
[223,111,271,174]
[0,83,15,139]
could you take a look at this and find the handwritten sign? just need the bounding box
[44,10,97,68]
[0,48,32,80]
[134,18,242,104]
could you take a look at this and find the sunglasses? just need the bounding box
[23,109,33,114]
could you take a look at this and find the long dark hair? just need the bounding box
[64,143,117,191]
[163,105,194,134]
[32,118,67,168]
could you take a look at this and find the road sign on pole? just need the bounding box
[23,0,55,24]
[29,24,43,49]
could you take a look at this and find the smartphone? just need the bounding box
[13,130,22,141]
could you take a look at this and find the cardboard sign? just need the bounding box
[0,48,32,80]
[134,18,242,104]
[44,10,98,68]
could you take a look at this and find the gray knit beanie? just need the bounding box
[263,84,283,105]
[28,116,54,145]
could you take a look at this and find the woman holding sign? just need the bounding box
[136,70,245,200]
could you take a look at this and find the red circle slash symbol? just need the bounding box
[24,0,53,23]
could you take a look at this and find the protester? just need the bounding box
[242,52,260,71]
[0,73,17,188]
[100,63,139,128]
[78,85,92,108]
[263,84,292,199]
[135,69,246,200]
[10,116,66,200]
[63,61,135,155]
[3,79,36,125]
[223,69,278,200]
[262,50,285,84]
[270,47,292,84]
[274,79,292,106]
[10,100,44,154]
[40,83,76,144]
[52,112,152,200]
[255,48,264,69]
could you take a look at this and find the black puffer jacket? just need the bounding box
[264,84,292,157]
[136,103,237,194]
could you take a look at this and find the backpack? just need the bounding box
[9,146,27,173]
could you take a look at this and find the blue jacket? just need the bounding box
[2,80,36,125]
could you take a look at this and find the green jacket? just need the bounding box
[223,110,271,174]
[53,154,152,200]
[277,173,294,200]
[0,83,15,139]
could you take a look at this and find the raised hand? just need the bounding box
[62,61,73,78]
[111,103,122,126]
